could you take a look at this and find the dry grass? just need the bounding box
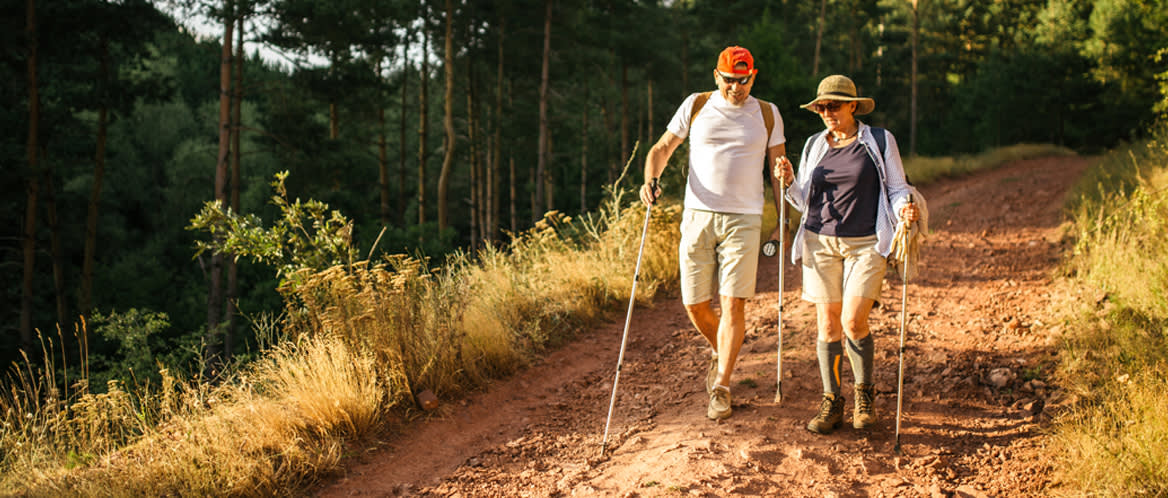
[900,143,1076,185]
[1054,124,1168,496]
[1,184,680,495]
[2,334,378,496]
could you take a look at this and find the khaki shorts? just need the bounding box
[679,209,762,305]
[801,231,887,304]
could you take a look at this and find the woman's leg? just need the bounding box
[842,295,878,429]
[808,302,847,434]
[816,302,844,395]
[841,296,877,384]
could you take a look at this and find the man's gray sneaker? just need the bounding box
[807,393,844,434]
[707,385,732,420]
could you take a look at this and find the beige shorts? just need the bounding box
[801,231,887,304]
[679,209,762,305]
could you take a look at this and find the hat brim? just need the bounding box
[800,96,875,115]
[717,68,757,77]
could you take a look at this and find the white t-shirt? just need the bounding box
[666,92,786,215]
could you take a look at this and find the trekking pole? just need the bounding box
[600,181,656,456]
[775,179,786,403]
[893,194,914,455]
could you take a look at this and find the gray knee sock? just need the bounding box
[846,335,874,385]
[817,340,843,395]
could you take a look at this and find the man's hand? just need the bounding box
[640,178,662,205]
[773,155,794,188]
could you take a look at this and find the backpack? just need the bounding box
[869,126,928,235]
[689,91,777,179]
[688,91,776,143]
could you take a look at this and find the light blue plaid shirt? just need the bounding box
[784,123,914,265]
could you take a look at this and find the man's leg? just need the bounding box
[684,301,719,351]
[715,296,747,387]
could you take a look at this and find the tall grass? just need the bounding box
[1,184,681,495]
[900,143,1076,185]
[1055,123,1168,496]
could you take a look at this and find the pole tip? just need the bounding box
[774,385,782,403]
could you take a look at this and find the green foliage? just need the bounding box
[189,172,359,291]
[89,309,171,383]
[1156,48,1168,117]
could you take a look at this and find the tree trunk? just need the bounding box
[329,52,339,140]
[647,78,654,140]
[681,30,689,96]
[849,0,862,73]
[490,17,504,243]
[529,162,537,224]
[21,0,40,353]
[637,98,643,152]
[812,0,826,77]
[467,52,479,248]
[225,14,244,362]
[207,0,234,372]
[510,153,517,232]
[602,101,614,184]
[82,38,109,320]
[418,22,429,226]
[535,0,552,220]
[436,0,456,230]
[399,34,409,224]
[545,134,554,212]
[378,59,390,225]
[580,89,588,214]
[45,172,65,328]
[909,0,918,157]
[508,81,516,234]
[620,62,629,165]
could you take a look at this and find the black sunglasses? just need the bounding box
[810,101,849,113]
[718,73,752,86]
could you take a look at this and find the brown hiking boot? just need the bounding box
[807,393,845,434]
[705,352,719,394]
[707,385,732,420]
[853,384,877,429]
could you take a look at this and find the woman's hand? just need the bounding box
[774,155,794,188]
[900,202,920,223]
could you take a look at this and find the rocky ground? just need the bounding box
[316,155,1090,497]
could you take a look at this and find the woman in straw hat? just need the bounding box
[774,74,919,434]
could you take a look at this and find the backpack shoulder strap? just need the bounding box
[870,126,887,157]
[756,98,775,141]
[688,91,713,132]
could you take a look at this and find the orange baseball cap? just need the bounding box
[717,46,755,76]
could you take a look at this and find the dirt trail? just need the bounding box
[317,155,1089,497]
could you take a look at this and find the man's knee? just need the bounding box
[720,295,747,310]
[685,301,713,318]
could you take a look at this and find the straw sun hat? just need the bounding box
[799,74,875,115]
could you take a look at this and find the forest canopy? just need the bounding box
[5,0,1167,380]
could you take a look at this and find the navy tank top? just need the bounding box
[804,140,880,237]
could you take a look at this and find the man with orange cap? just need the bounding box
[640,46,793,420]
